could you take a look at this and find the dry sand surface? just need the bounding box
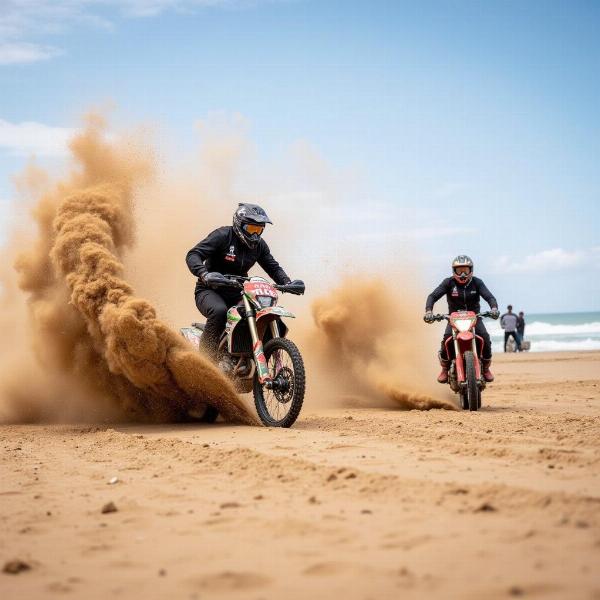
[1,351,599,600]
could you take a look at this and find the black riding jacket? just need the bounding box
[425,276,498,314]
[186,226,290,296]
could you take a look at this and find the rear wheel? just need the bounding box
[253,338,305,428]
[464,351,479,412]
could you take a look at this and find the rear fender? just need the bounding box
[180,326,202,351]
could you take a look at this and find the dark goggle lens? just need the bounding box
[243,223,264,235]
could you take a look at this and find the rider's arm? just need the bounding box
[257,240,290,285]
[185,228,226,281]
[477,279,498,310]
[425,279,450,312]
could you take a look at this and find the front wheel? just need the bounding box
[253,337,305,427]
[464,351,479,412]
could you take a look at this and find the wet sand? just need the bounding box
[1,351,599,599]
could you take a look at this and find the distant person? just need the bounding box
[501,305,522,352]
[517,311,526,340]
[424,255,499,383]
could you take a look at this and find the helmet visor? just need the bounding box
[243,223,264,236]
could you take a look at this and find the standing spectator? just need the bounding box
[517,311,526,340]
[501,305,522,352]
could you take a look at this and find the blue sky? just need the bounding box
[1,0,599,312]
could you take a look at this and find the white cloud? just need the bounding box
[118,1,248,17]
[0,119,76,157]
[0,42,62,65]
[495,248,589,273]
[0,1,283,63]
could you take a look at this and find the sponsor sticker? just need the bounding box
[225,245,236,262]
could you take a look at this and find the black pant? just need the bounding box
[195,289,239,359]
[440,320,492,361]
[504,331,522,352]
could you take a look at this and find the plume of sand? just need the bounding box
[1,117,255,425]
[116,117,451,413]
[310,278,456,410]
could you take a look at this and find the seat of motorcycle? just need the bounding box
[191,322,205,330]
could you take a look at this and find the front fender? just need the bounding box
[256,306,296,320]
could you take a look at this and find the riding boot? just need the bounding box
[437,352,450,384]
[482,359,494,383]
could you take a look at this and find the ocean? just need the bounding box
[487,311,600,353]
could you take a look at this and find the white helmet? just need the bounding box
[452,255,473,284]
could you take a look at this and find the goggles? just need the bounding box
[453,266,471,276]
[243,223,264,235]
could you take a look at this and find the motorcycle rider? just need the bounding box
[186,203,302,360]
[423,255,499,384]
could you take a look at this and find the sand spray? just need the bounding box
[0,115,255,424]
[0,112,454,423]
[306,278,456,410]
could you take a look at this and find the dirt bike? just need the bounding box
[426,311,496,411]
[180,275,306,427]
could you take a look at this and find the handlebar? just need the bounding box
[277,281,305,296]
[425,310,498,323]
[210,274,305,295]
[209,274,244,290]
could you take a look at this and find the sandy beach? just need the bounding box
[1,350,599,599]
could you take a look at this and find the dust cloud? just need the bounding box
[0,115,255,425]
[0,111,453,423]
[310,278,456,410]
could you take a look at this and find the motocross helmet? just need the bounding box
[233,203,272,249]
[452,255,474,284]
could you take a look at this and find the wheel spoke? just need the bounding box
[261,347,296,423]
[253,338,304,428]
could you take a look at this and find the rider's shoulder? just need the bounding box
[258,237,271,252]
[206,225,233,241]
[471,275,485,286]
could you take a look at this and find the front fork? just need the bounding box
[452,332,482,384]
[472,337,482,380]
[243,295,273,386]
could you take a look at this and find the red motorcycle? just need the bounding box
[426,311,495,411]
